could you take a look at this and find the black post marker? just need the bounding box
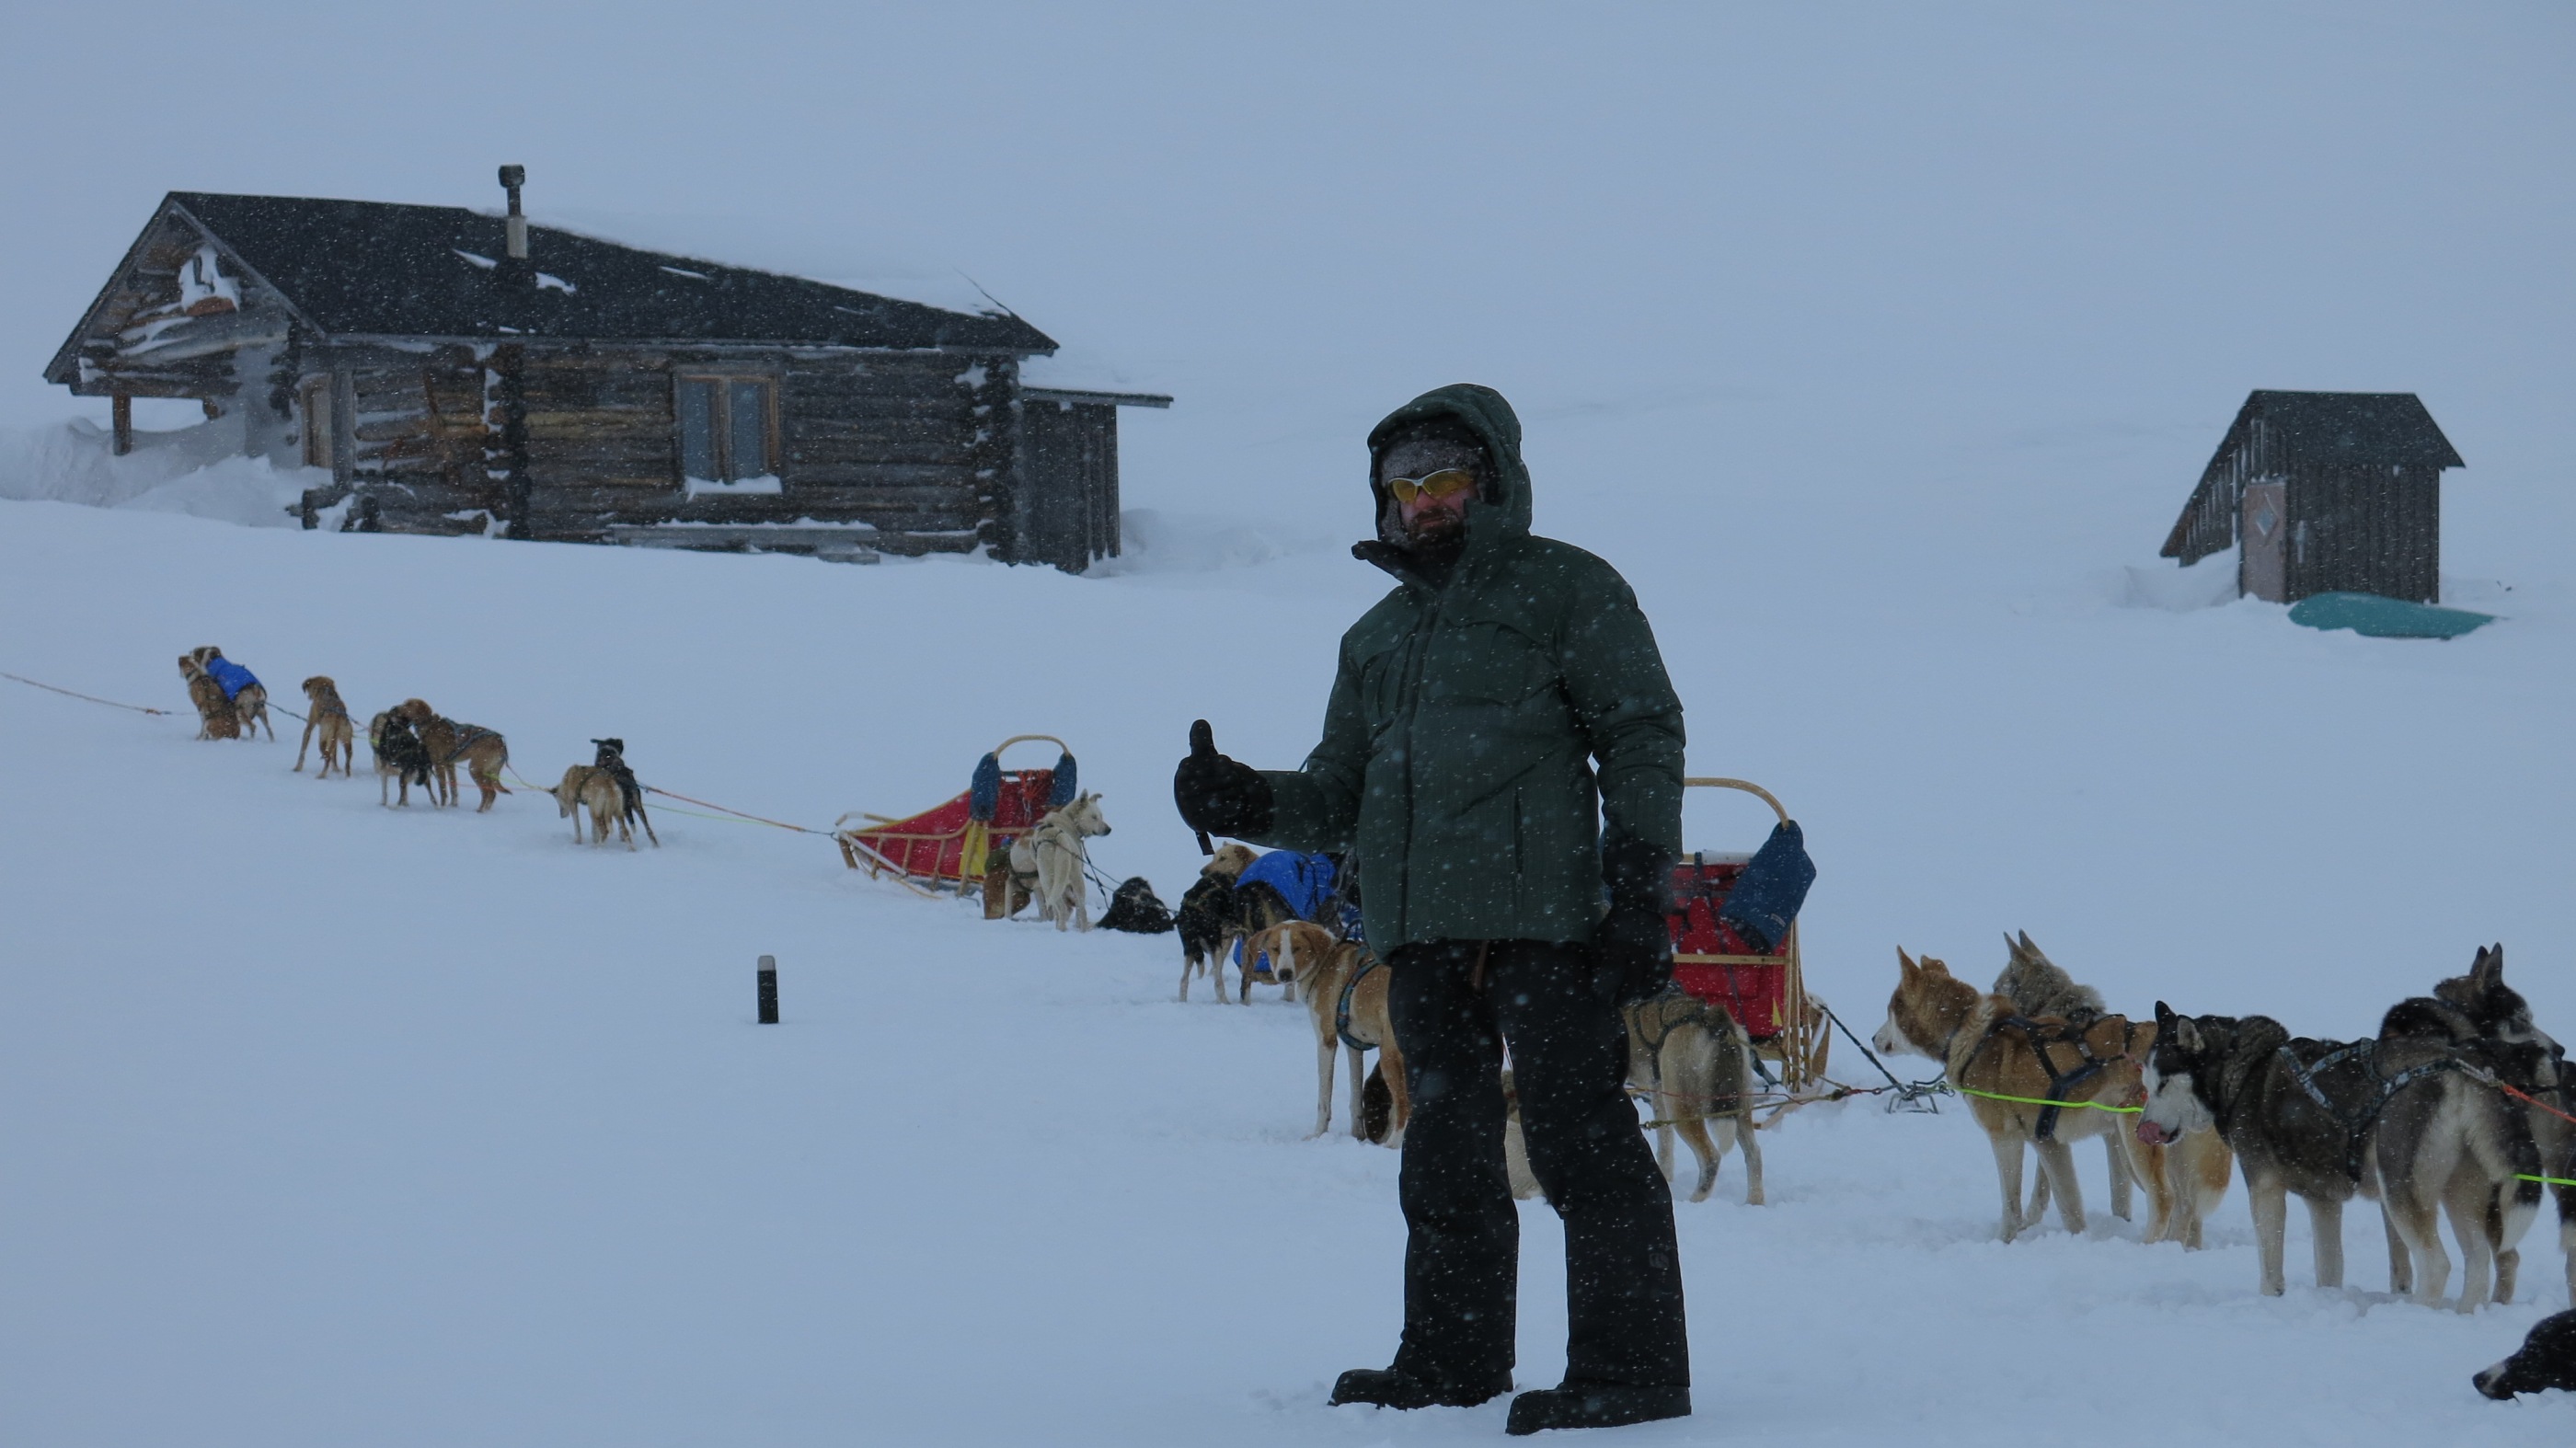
[756,954,779,1025]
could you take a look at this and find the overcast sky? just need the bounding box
[5,3,2567,555]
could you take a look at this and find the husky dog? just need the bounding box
[2142,1004,2446,1300]
[2432,945,2573,1304]
[1626,990,1765,1204]
[551,764,632,847]
[1990,933,2236,1247]
[189,647,272,741]
[1991,932,2127,1223]
[589,739,659,847]
[1008,793,1110,931]
[1176,845,1253,1002]
[2367,995,2539,1310]
[369,709,433,807]
[1993,930,2105,1021]
[2477,1308,2576,1399]
[294,677,355,777]
[178,655,238,740]
[396,699,511,811]
[1292,934,1406,1143]
[1876,950,2173,1242]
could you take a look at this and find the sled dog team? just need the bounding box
[1874,933,2573,1313]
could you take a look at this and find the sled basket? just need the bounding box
[1666,778,1828,1092]
[834,735,1071,891]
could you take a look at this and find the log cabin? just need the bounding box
[2160,390,2462,604]
[42,169,1168,569]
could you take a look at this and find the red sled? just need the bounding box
[834,735,1068,889]
[1665,778,1829,1092]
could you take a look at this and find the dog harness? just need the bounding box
[1337,956,1380,1053]
[2275,1040,2467,1180]
[442,722,499,759]
[1996,1015,2113,1143]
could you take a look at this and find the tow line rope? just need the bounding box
[2,669,175,716]
[2521,1174,2576,1187]
[644,785,823,834]
[1947,1084,2142,1114]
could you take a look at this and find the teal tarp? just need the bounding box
[2288,592,2496,639]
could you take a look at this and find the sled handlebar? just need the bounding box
[1684,777,1790,826]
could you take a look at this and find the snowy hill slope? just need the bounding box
[3,499,2572,1445]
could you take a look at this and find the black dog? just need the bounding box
[374,711,434,807]
[2477,1309,2576,1398]
[1098,877,1174,934]
[1176,876,1234,996]
[590,738,660,847]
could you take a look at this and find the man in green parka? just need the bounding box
[1174,384,1691,1434]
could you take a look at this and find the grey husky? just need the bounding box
[2367,992,2538,1310]
[2418,944,2567,1303]
[1993,933,2126,1222]
[1994,933,2231,1246]
[2144,994,2534,1308]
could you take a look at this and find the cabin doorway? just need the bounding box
[2239,480,2287,602]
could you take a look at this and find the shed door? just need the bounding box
[2240,480,2287,602]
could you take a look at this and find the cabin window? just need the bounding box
[299,376,335,471]
[674,373,776,483]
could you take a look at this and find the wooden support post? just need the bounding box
[756,954,778,1024]
[111,394,132,455]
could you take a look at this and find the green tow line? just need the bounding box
[1948,1084,2142,1114]
[2518,1174,2576,1188]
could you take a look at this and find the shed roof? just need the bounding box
[2206,390,2464,473]
[2160,389,2463,563]
[116,191,1056,354]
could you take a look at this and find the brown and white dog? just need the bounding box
[1992,932,2233,1247]
[394,698,511,811]
[188,647,270,741]
[294,677,355,777]
[1288,930,1408,1143]
[1626,991,1766,1204]
[550,764,633,848]
[178,655,237,741]
[1874,948,2175,1242]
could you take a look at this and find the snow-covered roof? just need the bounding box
[107,192,1060,354]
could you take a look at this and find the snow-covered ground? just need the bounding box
[6,4,2574,1442]
[2,496,2570,1446]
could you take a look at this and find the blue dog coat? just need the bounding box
[203,657,259,702]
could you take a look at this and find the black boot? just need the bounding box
[1504,1382,1690,1435]
[1328,1366,1512,1409]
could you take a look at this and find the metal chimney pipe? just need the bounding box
[499,165,528,260]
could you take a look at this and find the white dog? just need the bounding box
[1008,793,1112,931]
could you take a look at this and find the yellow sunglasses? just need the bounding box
[1386,468,1478,506]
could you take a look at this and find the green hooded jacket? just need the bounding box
[1248,384,1685,952]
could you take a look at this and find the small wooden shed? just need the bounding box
[43,173,1168,569]
[2160,390,2462,603]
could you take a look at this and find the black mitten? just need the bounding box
[1172,719,1275,839]
[1593,836,1675,1006]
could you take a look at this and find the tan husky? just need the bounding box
[178,655,237,740]
[1873,948,2176,1241]
[294,677,355,777]
[1993,932,2233,1247]
[1286,929,1408,1144]
[1626,992,1765,1204]
[551,764,633,848]
[396,699,511,811]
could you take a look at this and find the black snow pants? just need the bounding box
[1384,939,1689,1389]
